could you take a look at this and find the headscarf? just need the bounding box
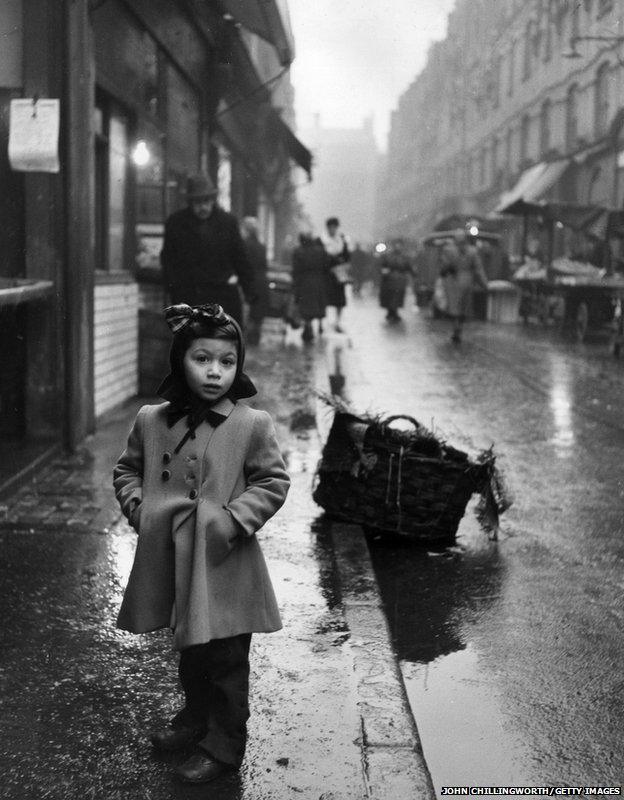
[156,303,257,449]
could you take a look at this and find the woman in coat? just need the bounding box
[378,238,413,322]
[291,232,328,342]
[440,235,489,343]
[321,216,350,332]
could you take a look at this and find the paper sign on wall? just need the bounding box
[8,98,60,173]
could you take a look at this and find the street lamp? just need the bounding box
[562,35,624,59]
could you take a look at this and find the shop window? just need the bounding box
[217,145,232,212]
[594,62,610,138]
[166,64,200,177]
[540,99,551,156]
[566,84,578,151]
[94,94,131,272]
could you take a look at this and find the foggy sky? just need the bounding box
[288,0,456,151]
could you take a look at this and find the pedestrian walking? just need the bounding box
[113,302,289,784]
[161,173,255,326]
[291,232,328,342]
[321,216,350,333]
[378,237,413,322]
[240,216,269,345]
[350,243,368,296]
[440,234,488,343]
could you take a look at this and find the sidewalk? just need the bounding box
[0,327,434,800]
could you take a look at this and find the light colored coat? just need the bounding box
[113,398,289,650]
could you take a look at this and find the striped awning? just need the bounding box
[495,159,570,214]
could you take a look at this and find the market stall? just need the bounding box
[503,200,624,348]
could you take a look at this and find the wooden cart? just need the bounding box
[554,275,624,346]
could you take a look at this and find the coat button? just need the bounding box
[162,452,172,464]
[161,469,171,481]
[189,489,198,500]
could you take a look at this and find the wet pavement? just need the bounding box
[326,290,624,790]
[2,293,623,796]
[0,324,432,800]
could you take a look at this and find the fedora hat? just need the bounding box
[186,173,217,200]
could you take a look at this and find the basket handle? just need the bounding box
[383,414,422,430]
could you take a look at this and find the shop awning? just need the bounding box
[269,111,312,178]
[495,158,570,214]
[218,0,294,65]
[215,25,312,180]
[217,101,312,180]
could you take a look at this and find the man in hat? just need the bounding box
[161,173,255,326]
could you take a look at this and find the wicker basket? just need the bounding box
[313,411,496,545]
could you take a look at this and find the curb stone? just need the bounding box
[331,523,436,800]
[312,344,436,799]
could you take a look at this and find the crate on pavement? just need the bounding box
[313,404,510,545]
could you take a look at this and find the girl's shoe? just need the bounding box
[150,725,204,751]
[176,750,235,783]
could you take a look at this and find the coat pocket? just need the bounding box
[201,501,241,566]
[129,501,142,533]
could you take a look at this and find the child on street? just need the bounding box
[113,302,290,784]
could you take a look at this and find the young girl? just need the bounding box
[113,303,290,784]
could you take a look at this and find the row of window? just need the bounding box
[437,65,610,196]
[461,0,615,116]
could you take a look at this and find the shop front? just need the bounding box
[0,0,309,496]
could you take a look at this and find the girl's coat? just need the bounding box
[113,397,289,650]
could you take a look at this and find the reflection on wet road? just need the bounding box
[338,293,624,788]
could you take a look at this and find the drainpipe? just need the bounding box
[63,0,95,449]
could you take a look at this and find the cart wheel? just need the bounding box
[575,302,588,342]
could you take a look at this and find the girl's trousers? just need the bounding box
[173,633,252,766]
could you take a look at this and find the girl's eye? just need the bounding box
[222,359,235,367]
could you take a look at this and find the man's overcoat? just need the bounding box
[161,206,254,320]
[113,398,289,650]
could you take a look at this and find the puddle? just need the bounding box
[401,644,535,789]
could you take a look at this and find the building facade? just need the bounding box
[298,116,380,246]
[0,0,310,495]
[378,0,624,253]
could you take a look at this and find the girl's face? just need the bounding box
[183,337,238,402]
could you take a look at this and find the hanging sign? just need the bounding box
[8,98,60,173]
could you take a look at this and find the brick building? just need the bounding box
[0,0,310,495]
[378,0,624,255]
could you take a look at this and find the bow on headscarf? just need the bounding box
[164,303,231,334]
[156,301,257,453]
